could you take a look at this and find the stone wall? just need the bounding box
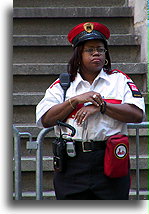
[129,0,148,62]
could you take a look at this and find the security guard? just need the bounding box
[36,22,145,200]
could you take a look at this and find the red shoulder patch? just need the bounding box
[111,69,131,79]
[50,80,60,89]
[127,82,142,98]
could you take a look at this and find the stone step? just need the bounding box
[13,92,148,106]
[13,190,55,200]
[14,135,149,157]
[13,167,148,196]
[14,123,149,138]
[13,17,134,35]
[13,62,148,75]
[13,46,141,64]
[13,155,149,172]
[13,62,148,94]
[13,168,148,190]
[13,190,149,200]
[13,92,44,106]
[13,123,149,159]
[13,99,148,124]
[13,157,148,192]
[13,7,133,18]
[13,189,149,200]
[13,0,128,8]
[13,34,141,64]
[13,74,147,93]
[13,34,140,47]
[129,189,149,200]
[13,106,36,124]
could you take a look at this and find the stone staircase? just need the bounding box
[13,0,148,200]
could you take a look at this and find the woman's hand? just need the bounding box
[74,91,103,107]
[74,105,101,125]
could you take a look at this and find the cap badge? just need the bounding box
[83,23,94,33]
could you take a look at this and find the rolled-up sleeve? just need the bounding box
[36,81,63,127]
[123,79,146,120]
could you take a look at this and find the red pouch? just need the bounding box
[104,134,129,178]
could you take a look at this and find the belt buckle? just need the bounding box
[82,141,92,152]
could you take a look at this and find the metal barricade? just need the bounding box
[13,122,149,200]
[35,127,54,200]
[127,122,149,200]
[13,125,33,200]
[35,122,149,200]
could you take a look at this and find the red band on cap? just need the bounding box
[68,22,110,44]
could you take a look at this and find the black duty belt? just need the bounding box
[74,140,106,152]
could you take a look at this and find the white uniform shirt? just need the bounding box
[36,69,145,141]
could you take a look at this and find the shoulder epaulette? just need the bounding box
[49,80,60,89]
[110,69,131,79]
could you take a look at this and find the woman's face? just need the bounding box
[81,39,106,74]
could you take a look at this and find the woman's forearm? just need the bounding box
[41,99,77,127]
[105,103,143,123]
[41,93,143,128]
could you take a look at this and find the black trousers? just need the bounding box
[53,148,130,200]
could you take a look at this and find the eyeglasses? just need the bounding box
[83,47,107,55]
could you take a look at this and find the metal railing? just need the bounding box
[35,127,54,200]
[127,122,149,200]
[13,122,149,200]
[13,125,33,200]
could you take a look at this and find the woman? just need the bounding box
[36,22,145,200]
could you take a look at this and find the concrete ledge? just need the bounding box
[129,190,149,200]
[130,155,149,169]
[13,155,149,172]
[13,35,140,46]
[13,191,55,200]
[13,17,133,36]
[13,92,44,105]
[14,0,127,8]
[13,7,134,18]
[13,63,147,75]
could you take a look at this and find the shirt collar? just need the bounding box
[97,68,110,83]
[74,68,110,88]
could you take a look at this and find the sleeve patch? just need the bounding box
[127,82,142,98]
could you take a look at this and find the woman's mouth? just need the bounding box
[91,58,101,63]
